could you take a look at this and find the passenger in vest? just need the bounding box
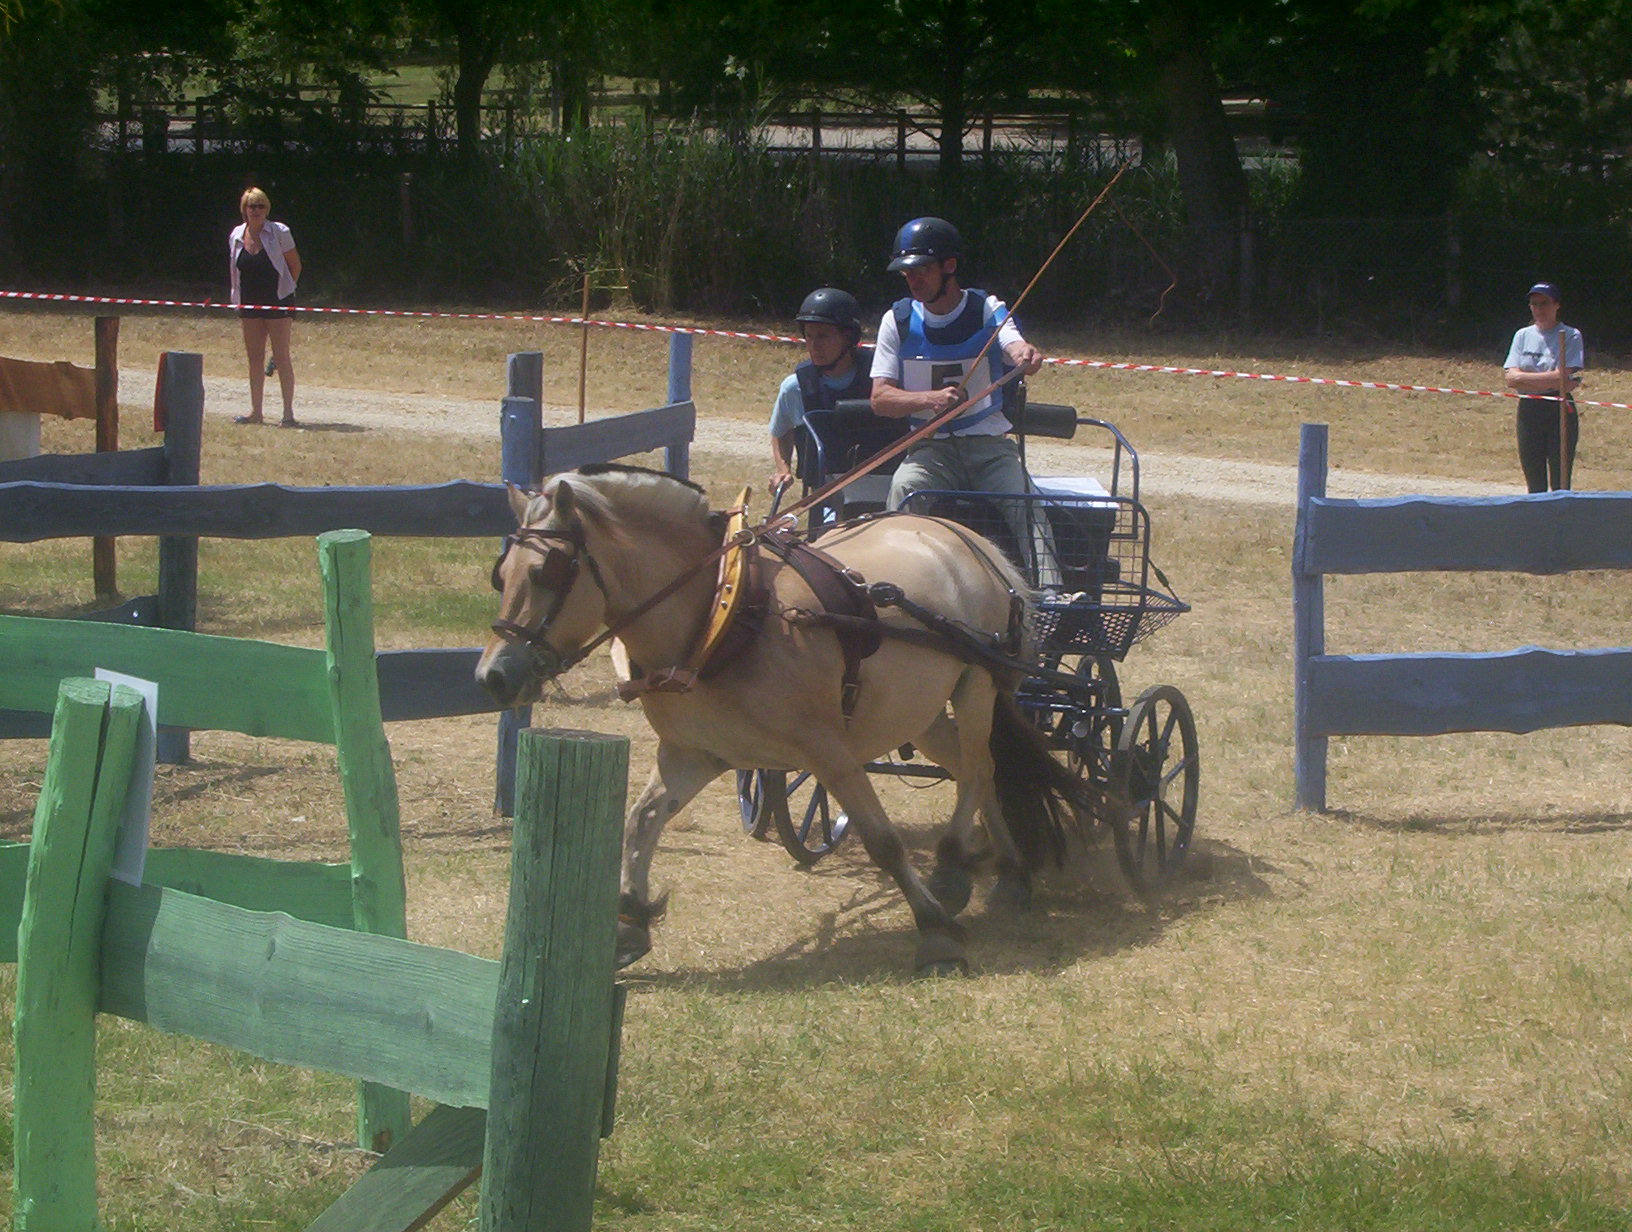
[767,287,873,497]
[869,217,1060,587]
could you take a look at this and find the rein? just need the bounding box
[490,168,1134,677]
[778,159,1133,528]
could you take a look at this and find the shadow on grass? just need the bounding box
[625,835,1275,993]
[1330,807,1632,835]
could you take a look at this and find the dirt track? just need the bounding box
[126,369,1519,507]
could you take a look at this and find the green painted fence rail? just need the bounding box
[99,878,501,1108]
[0,529,412,1152]
[12,684,628,1232]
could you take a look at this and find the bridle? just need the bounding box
[490,512,748,677]
[488,522,609,667]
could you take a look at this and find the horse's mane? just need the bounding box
[545,463,713,533]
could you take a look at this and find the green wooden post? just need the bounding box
[13,679,145,1231]
[480,729,627,1232]
[318,529,413,1153]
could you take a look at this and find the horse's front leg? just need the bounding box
[817,761,968,976]
[618,741,728,967]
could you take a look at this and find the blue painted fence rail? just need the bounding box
[2,338,698,812]
[1292,421,1632,811]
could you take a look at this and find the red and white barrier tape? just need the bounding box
[4,288,1623,411]
[1046,356,1629,410]
[0,289,803,343]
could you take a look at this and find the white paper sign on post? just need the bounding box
[94,669,158,886]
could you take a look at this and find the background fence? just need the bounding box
[0,338,698,811]
[19,116,1632,344]
[1291,421,1632,812]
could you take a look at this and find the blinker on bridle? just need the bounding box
[489,523,607,662]
[491,508,761,680]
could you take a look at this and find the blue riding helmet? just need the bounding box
[887,217,963,271]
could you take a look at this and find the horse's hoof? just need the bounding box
[988,872,1032,912]
[914,930,969,977]
[926,866,973,917]
[615,922,652,969]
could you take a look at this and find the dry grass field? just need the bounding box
[1,304,1630,1229]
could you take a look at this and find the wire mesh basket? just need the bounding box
[903,490,1189,661]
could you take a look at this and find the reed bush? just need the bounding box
[25,125,1632,341]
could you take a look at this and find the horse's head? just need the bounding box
[477,479,610,706]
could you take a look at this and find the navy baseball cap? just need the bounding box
[1527,281,1562,300]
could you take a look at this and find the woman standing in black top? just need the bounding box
[228,186,302,426]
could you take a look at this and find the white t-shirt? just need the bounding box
[870,293,1023,436]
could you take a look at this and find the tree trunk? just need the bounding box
[1147,2,1248,300]
[452,20,500,163]
[936,0,969,182]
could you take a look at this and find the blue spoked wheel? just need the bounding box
[1109,684,1199,892]
[736,769,774,840]
[761,769,850,865]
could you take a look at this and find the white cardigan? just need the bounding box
[228,220,298,304]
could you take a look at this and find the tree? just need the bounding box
[1438,0,1632,216]
[1276,0,1483,218]
[1041,0,1281,304]
[0,0,97,269]
[803,0,1046,182]
[409,0,551,159]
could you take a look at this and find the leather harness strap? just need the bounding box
[760,527,881,719]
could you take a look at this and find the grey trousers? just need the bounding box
[887,435,1062,590]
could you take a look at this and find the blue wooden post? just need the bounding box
[1292,423,1328,812]
[495,354,545,817]
[665,334,692,479]
[666,333,692,405]
[156,352,203,764]
[505,354,545,473]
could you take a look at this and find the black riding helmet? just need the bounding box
[795,287,863,342]
[887,217,962,271]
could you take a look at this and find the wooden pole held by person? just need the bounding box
[92,317,119,596]
[578,271,591,424]
[1558,326,1572,490]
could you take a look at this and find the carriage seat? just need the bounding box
[908,476,1121,599]
[799,402,913,518]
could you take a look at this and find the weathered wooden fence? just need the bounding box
[0,337,697,809]
[0,529,414,1150]
[1292,422,1632,811]
[13,678,627,1232]
[0,319,193,606]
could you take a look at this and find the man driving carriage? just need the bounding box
[767,287,873,498]
[869,216,1062,589]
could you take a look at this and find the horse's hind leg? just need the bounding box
[815,760,968,975]
[912,711,980,917]
[618,741,727,967]
[944,672,1034,912]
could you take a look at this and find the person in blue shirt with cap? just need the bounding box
[1504,281,1585,492]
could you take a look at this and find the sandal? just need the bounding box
[234,414,263,425]
[278,418,300,428]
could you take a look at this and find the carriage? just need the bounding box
[481,381,1200,972]
[735,386,1197,893]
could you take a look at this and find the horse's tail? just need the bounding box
[989,690,1109,869]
